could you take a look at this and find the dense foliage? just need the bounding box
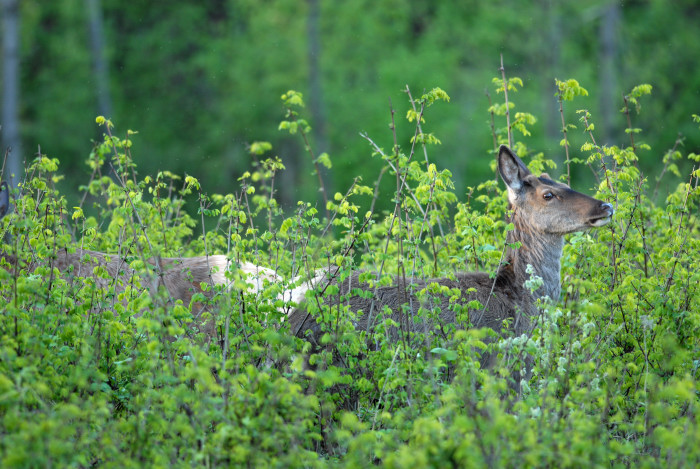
[1,77,699,467]
[9,1,700,211]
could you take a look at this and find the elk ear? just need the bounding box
[0,182,9,219]
[497,145,531,191]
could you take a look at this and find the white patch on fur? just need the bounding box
[589,203,614,227]
[207,255,230,286]
[507,186,518,203]
[283,270,325,307]
[225,261,326,316]
[238,261,281,293]
[590,216,612,227]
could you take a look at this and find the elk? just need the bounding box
[287,145,613,370]
[0,182,278,335]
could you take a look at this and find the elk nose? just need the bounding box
[601,202,614,215]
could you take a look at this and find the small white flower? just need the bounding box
[524,264,544,293]
[557,356,568,373]
[640,315,655,330]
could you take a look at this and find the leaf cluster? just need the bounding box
[1,78,699,467]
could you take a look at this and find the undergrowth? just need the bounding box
[0,72,698,467]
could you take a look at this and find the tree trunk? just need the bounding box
[307,0,331,199]
[542,0,562,162]
[1,0,22,187]
[599,2,620,146]
[86,0,113,121]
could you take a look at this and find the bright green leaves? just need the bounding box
[315,152,332,169]
[280,89,305,108]
[249,141,272,155]
[278,119,307,134]
[95,115,113,128]
[405,108,424,123]
[32,155,60,173]
[661,148,684,178]
[410,161,457,207]
[488,74,538,144]
[489,101,514,117]
[410,133,442,145]
[493,76,523,93]
[184,175,200,191]
[420,87,451,105]
[625,83,653,113]
[279,217,293,235]
[326,192,359,217]
[406,87,450,123]
[577,109,595,132]
[279,90,311,134]
[555,78,589,101]
[71,206,84,221]
[3,78,700,468]
[512,112,537,137]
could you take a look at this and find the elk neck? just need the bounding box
[505,212,564,302]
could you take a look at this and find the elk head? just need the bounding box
[497,145,614,235]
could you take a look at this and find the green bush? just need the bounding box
[1,76,698,467]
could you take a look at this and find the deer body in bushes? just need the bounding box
[0,182,278,336]
[287,145,614,376]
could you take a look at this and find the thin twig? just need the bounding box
[662,167,697,294]
[653,133,683,200]
[557,87,572,185]
[285,107,330,220]
[371,343,402,431]
[485,89,498,153]
[500,54,513,148]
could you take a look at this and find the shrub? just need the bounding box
[0,76,698,467]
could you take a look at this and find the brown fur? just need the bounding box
[288,145,613,364]
[0,182,278,337]
[0,247,276,334]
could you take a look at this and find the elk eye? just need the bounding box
[543,191,554,200]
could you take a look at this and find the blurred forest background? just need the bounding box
[2,0,699,213]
